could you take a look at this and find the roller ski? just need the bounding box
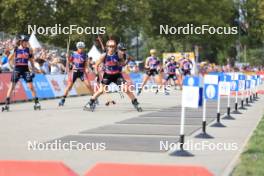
[132,99,143,112]
[34,103,41,110]
[164,87,170,95]
[105,100,116,106]
[58,98,65,107]
[137,88,142,96]
[83,99,96,112]
[119,92,124,99]
[1,105,10,112]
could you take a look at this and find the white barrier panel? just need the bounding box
[182,76,200,108]
[219,74,231,96]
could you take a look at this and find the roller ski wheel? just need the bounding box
[90,102,96,112]
[105,101,116,106]
[134,104,143,112]
[34,103,41,110]
[2,105,9,112]
[119,92,124,99]
[132,99,142,112]
[155,89,159,94]
[137,88,142,96]
[83,100,96,112]
[83,104,89,111]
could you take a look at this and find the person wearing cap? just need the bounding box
[164,56,182,90]
[0,49,11,72]
[84,39,142,112]
[137,49,164,96]
[180,54,193,76]
[104,42,135,106]
[58,41,94,106]
[2,35,41,111]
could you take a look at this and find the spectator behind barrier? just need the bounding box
[0,49,11,72]
[50,57,65,75]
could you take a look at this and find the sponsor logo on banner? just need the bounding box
[238,74,246,91]
[230,80,239,91]
[182,76,200,108]
[219,82,231,95]
[21,74,55,99]
[204,74,219,100]
[0,73,28,103]
[238,80,245,91]
[228,72,239,91]
[245,80,251,89]
[219,74,231,96]
[129,72,143,88]
[250,76,256,88]
[204,84,218,99]
[46,75,77,97]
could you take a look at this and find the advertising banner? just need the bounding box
[0,73,27,103]
[46,75,77,97]
[21,74,55,99]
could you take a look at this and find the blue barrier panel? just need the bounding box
[129,72,144,88]
[22,74,55,99]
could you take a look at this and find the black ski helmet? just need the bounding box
[117,43,127,50]
[18,35,29,41]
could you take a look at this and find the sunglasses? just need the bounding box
[107,45,116,48]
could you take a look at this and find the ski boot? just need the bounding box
[132,99,142,112]
[137,88,142,96]
[83,99,96,112]
[1,105,9,112]
[58,98,65,107]
[34,102,41,110]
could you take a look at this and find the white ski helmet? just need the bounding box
[76,41,85,49]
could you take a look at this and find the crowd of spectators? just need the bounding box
[1,36,263,75]
[0,38,67,74]
[198,61,264,76]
